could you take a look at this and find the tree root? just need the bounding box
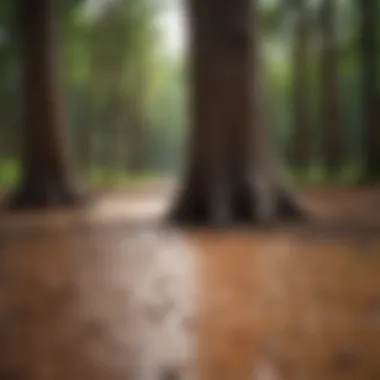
[168,182,305,228]
[7,181,83,210]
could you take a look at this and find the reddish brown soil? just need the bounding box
[0,187,379,380]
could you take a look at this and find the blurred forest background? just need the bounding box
[0,0,378,190]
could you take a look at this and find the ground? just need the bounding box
[0,187,380,380]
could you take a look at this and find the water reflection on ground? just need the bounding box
[0,224,197,380]
[0,192,380,380]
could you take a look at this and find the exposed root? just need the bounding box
[168,182,305,228]
[8,181,84,210]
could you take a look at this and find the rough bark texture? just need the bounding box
[320,0,342,177]
[170,0,303,227]
[360,0,380,180]
[10,0,81,209]
[292,0,312,169]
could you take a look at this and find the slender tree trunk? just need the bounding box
[104,89,125,186]
[170,0,303,226]
[125,40,148,175]
[320,0,342,177]
[360,0,380,180]
[77,104,93,175]
[10,0,80,208]
[126,93,147,175]
[292,0,312,170]
[74,86,93,176]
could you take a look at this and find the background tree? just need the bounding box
[170,0,301,226]
[291,0,312,171]
[320,0,342,178]
[76,0,157,184]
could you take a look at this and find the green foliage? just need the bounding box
[0,158,20,187]
[0,0,378,189]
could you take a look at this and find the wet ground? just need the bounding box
[1,188,380,380]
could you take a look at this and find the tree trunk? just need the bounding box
[104,89,126,186]
[10,0,81,209]
[320,0,342,177]
[126,95,147,175]
[292,0,312,170]
[170,0,303,227]
[125,54,148,175]
[360,0,380,180]
[75,89,93,176]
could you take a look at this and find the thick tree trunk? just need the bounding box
[10,0,81,209]
[170,0,303,226]
[360,0,380,180]
[292,0,312,169]
[320,0,342,177]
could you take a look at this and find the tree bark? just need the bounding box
[170,0,303,227]
[292,0,312,169]
[10,0,81,208]
[360,0,380,180]
[320,0,342,177]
